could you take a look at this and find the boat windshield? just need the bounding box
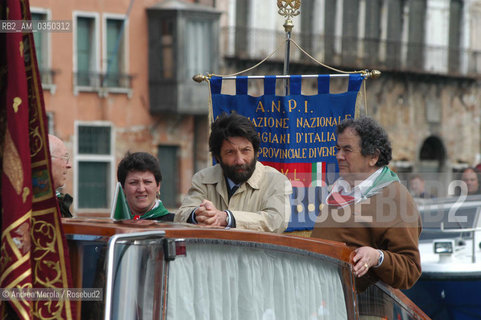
[419,199,481,241]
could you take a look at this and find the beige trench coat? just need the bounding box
[174,162,292,233]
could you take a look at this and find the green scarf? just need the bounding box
[363,166,400,199]
[327,166,400,207]
[131,200,170,220]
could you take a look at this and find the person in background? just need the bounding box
[117,152,174,221]
[409,174,434,199]
[311,117,422,290]
[475,163,481,172]
[461,167,481,195]
[49,134,73,217]
[175,112,292,233]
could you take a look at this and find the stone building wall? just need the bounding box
[363,73,481,170]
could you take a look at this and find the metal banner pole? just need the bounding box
[278,0,301,95]
[283,26,291,95]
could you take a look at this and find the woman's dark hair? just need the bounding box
[209,112,260,159]
[117,152,162,187]
[337,116,392,167]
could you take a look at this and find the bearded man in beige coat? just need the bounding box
[175,113,292,233]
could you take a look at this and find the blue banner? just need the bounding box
[210,74,364,231]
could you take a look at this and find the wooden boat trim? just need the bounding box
[62,218,353,263]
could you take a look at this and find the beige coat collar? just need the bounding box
[204,161,265,191]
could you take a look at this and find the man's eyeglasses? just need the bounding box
[52,154,70,164]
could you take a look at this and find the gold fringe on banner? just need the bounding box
[193,38,380,117]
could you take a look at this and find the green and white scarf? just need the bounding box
[326,166,400,207]
[131,199,170,220]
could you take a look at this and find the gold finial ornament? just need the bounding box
[277,0,301,32]
[370,69,382,79]
[192,74,208,83]
[362,69,381,79]
[277,0,301,19]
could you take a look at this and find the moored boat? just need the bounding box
[404,196,481,320]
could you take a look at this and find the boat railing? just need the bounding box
[439,222,481,263]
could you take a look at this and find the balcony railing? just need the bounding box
[73,71,133,97]
[39,69,56,85]
[221,26,481,78]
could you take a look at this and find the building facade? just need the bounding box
[31,0,218,215]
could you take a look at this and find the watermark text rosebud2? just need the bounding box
[0,288,103,301]
[287,171,479,227]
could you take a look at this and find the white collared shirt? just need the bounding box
[327,167,384,206]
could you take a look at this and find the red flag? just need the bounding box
[0,0,75,319]
[262,161,327,187]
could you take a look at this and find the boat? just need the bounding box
[62,218,430,319]
[403,195,481,320]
